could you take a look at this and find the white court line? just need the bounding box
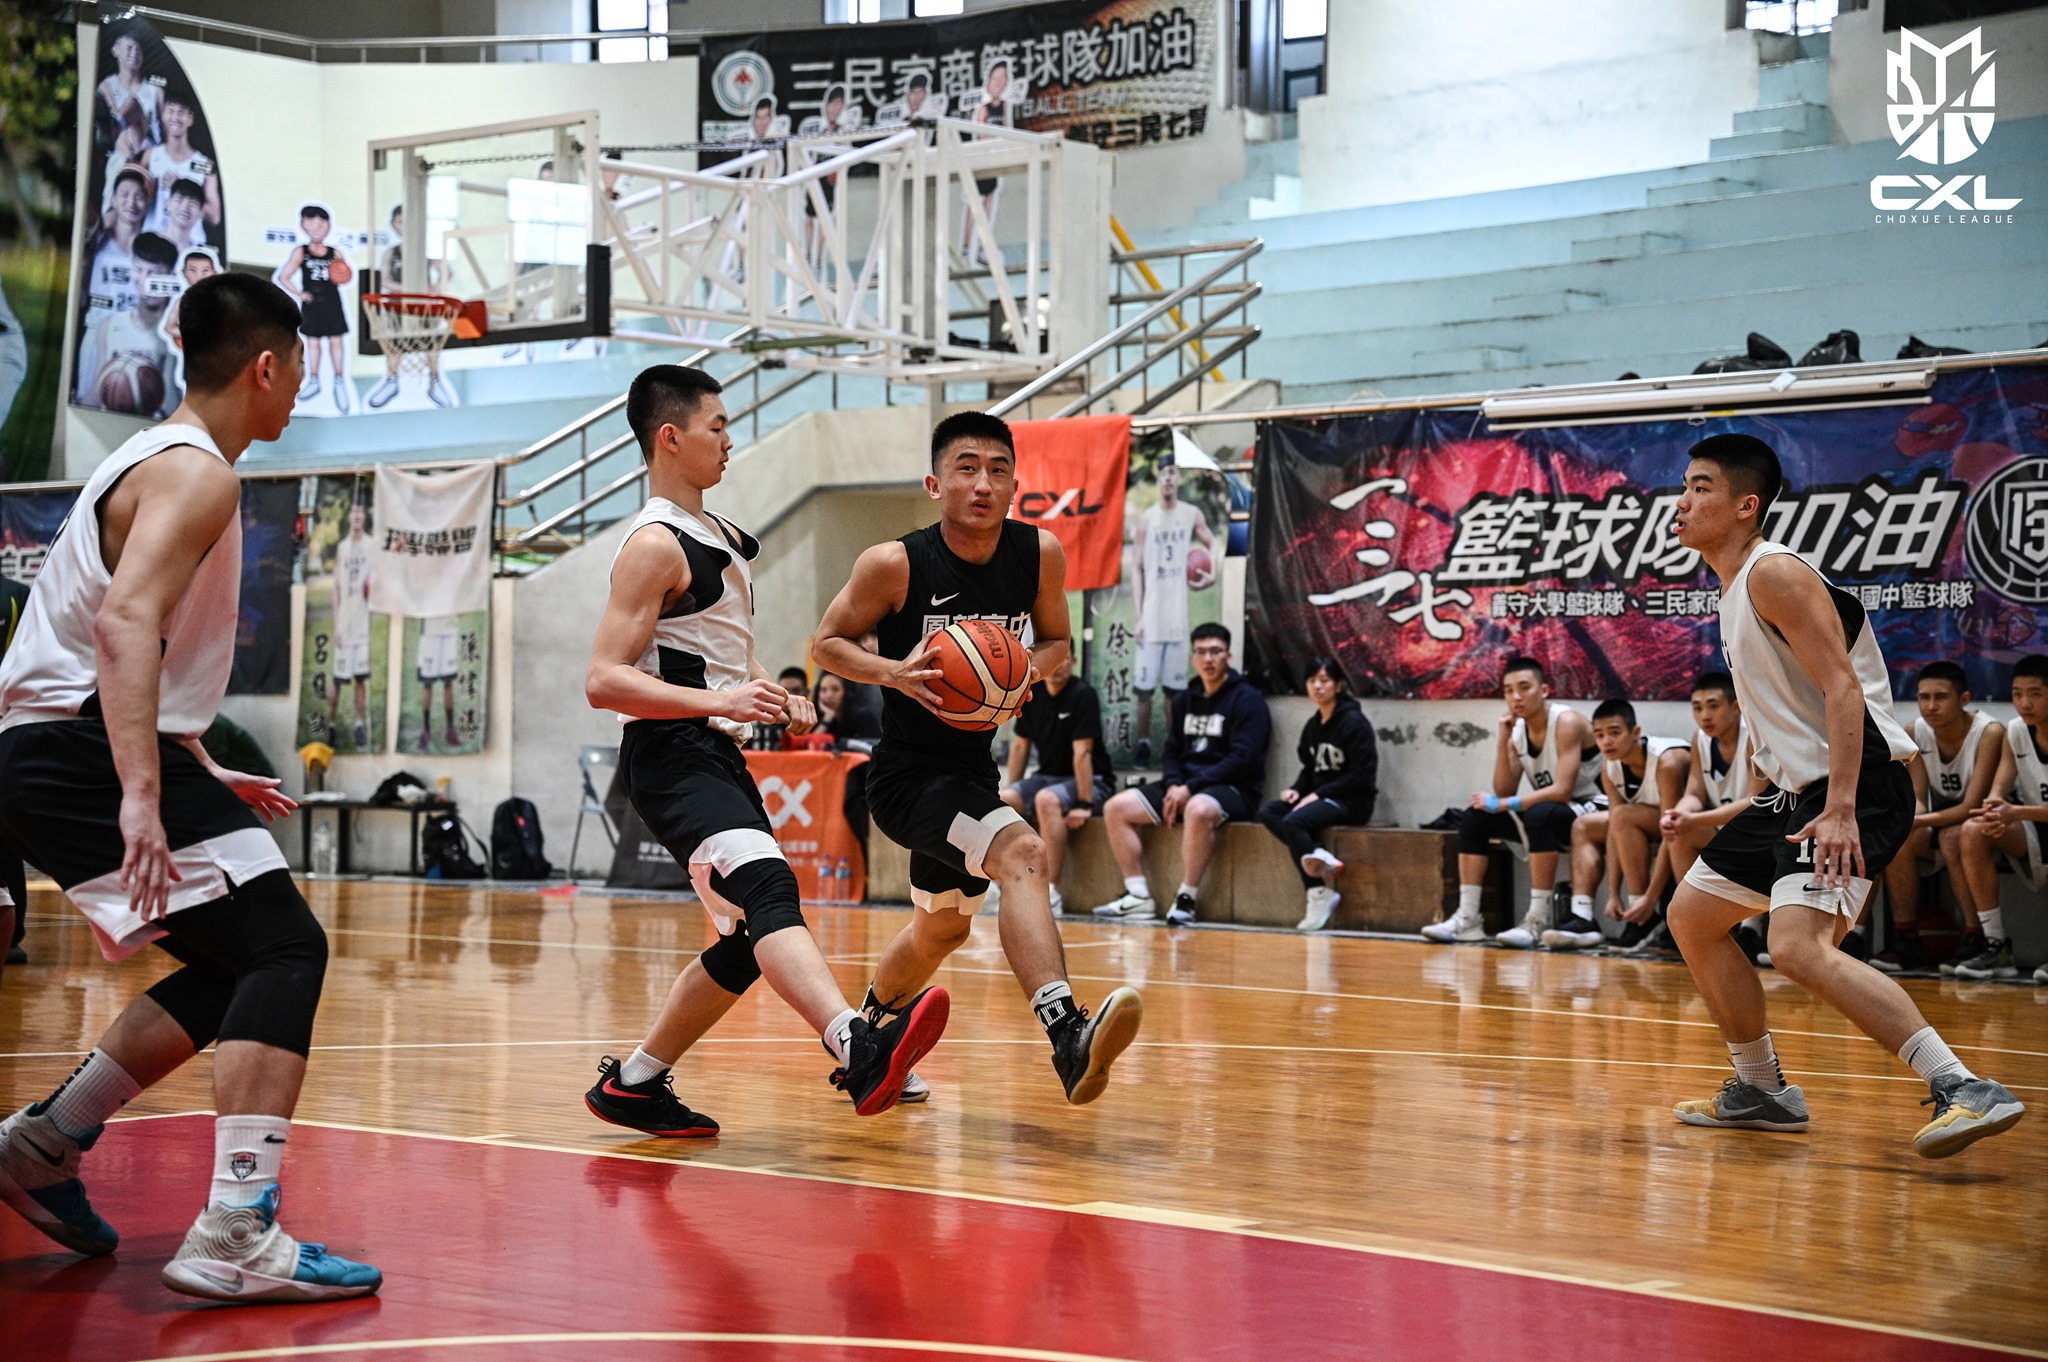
[121,1333,1152,1362]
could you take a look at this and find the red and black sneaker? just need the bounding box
[831,988,949,1116]
[584,1056,720,1137]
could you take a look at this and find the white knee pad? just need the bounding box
[911,886,987,917]
[688,828,785,936]
[946,805,1026,879]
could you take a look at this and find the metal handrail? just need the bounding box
[1052,286,1263,418]
[988,239,1263,418]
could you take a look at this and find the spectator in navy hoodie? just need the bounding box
[1092,622,1271,927]
[1259,657,1379,933]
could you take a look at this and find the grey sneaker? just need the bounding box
[1165,893,1198,927]
[1953,939,2016,980]
[1495,912,1549,950]
[1673,1078,1811,1132]
[0,1103,117,1256]
[1091,892,1156,921]
[1913,1074,2026,1158]
[1420,911,1486,943]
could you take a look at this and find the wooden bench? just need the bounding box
[867,820,1466,934]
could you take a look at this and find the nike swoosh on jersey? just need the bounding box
[930,592,960,605]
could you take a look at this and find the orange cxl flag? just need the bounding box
[1007,414,1130,591]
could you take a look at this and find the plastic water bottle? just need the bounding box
[311,818,336,877]
[817,856,832,902]
[834,856,850,903]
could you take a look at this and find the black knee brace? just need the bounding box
[1457,805,1514,855]
[155,870,328,1057]
[698,922,761,995]
[712,858,806,940]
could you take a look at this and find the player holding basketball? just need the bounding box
[274,204,353,414]
[1664,433,2023,1157]
[811,412,1143,1106]
[580,365,946,1136]
[0,273,381,1300]
[1130,459,1217,766]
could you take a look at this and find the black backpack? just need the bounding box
[421,812,486,880]
[490,797,553,880]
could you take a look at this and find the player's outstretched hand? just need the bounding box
[215,769,298,822]
[890,643,945,714]
[1788,805,1864,890]
[118,795,182,922]
[725,679,790,725]
[784,694,818,736]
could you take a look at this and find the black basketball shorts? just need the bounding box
[866,744,1024,912]
[618,718,787,932]
[0,718,286,960]
[1131,779,1257,824]
[1688,759,1914,919]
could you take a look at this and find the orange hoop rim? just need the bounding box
[362,292,464,318]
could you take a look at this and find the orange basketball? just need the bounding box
[331,256,354,285]
[97,352,166,416]
[926,619,1032,731]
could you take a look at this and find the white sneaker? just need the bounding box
[1420,912,1486,943]
[1091,892,1156,921]
[1496,913,1550,950]
[162,1185,381,1303]
[365,375,400,409]
[899,1071,931,1103]
[1048,886,1064,916]
[1297,886,1340,932]
[983,881,1002,916]
[1164,893,1198,927]
[2035,964,2048,986]
[1540,924,1605,951]
[428,376,456,408]
[1301,848,1345,879]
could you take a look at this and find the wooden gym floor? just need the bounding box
[3,879,2043,1361]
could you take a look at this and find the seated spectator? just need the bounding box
[778,665,810,698]
[1658,671,1765,957]
[1424,656,1602,944]
[1538,699,1688,952]
[1092,623,1270,927]
[1879,661,2003,974]
[1953,655,2048,983]
[1257,657,1378,933]
[751,666,813,748]
[814,672,880,749]
[999,653,1113,915]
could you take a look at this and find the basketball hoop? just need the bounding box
[362,293,477,375]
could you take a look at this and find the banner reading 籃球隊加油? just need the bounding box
[1246,364,2048,701]
[699,1,1216,157]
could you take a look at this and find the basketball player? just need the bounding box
[810,412,1143,1106]
[76,232,178,417]
[1534,699,1689,952]
[327,499,374,752]
[581,365,946,1136]
[1951,654,2048,983]
[275,205,353,414]
[415,615,462,751]
[1658,671,1765,957]
[144,87,221,243]
[95,30,161,148]
[1872,661,2001,974]
[1424,656,1603,944]
[0,272,382,1299]
[0,572,26,965]
[1130,460,1217,766]
[1663,433,2022,1156]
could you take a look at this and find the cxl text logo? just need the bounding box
[1014,488,1108,519]
[1872,27,2021,221]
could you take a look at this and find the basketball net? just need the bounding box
[362,293,461,378]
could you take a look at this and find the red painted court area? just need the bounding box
[0,1116,2006,1362]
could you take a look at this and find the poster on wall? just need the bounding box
[296,476,389,755]
[1247,365,2048,701]
[397,612,488,756]
[71,14,226,421]
[269,202,359,417]
[231,478,297,696]
[0,7,75,483]
[700,0,1216,156]
[0,491,73,584]
[1082,428,1228,768]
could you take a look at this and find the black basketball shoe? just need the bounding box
[832,987,949,1116]
[584,1056,720,1138]
[1050,986,1145,1105]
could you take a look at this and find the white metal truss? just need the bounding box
[598,117,1107,382]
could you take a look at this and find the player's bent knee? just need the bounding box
[214,874,330,1056]
[698,928,761,995]
[946,804,1026,879]
[717,858,806,939]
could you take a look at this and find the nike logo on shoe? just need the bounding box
[929,592,960,605]
[194,1267,243,1294]
[601,1080,647,1099]
[19,1134,64,1166]
[263,1135,287,1144]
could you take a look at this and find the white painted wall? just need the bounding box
[1296,0,1760,213]
[1828,3,2048,146]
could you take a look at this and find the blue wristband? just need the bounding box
[1508,796,1522,813]
[1483,794,1500,813]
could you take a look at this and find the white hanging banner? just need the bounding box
[369,463,493,617]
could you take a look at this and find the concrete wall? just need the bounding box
[1828,3,2048,146]
[1296,0,1760,213]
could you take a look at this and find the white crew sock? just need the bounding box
[619,1046,669,1086]
[1978,908,2006,942]
[1527,889,1552,923]
[1456,884,1483,919]
[1727,1034,1786,1093]
[1569,894,1595,925]
[1899,1026,1973,1086]
[1175,882,1200,902]
[823,1008,858,1065]
[1029,980,1076,1034]
[1048,885,1064,912]
[44,1049,142,1140]
[211,1115,290,1207]
[1123,875,1151,900]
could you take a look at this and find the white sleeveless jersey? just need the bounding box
[1605,736,1686,808]
[0,425,240,737]
[1137,500,1204,639]
[331,533,374,649]
[1512,703,1604,804]
[1913,711,1996,810]
[1718,542,1914,793]
[1694,720,1754,809]
[2006,718,2048,808]
[612,497,760,741]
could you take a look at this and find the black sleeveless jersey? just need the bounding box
[876,518,1040,770]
